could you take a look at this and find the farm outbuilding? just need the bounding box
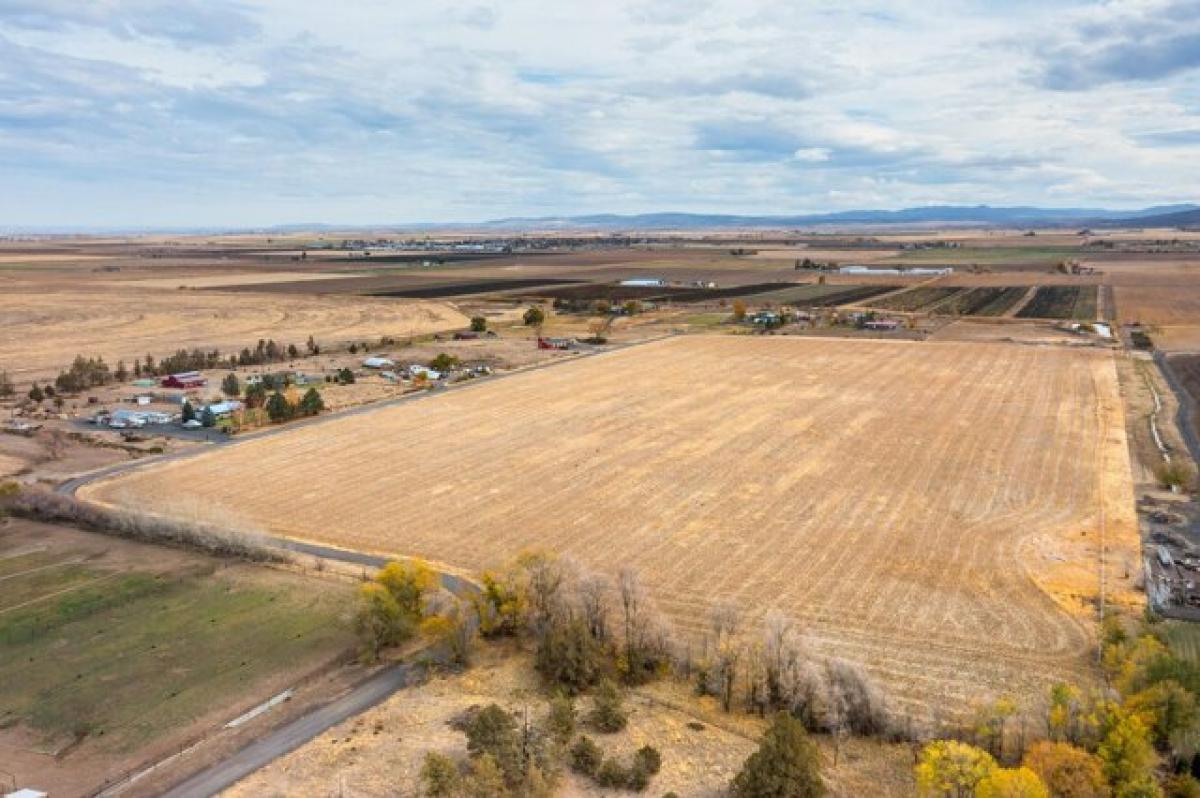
[204,400,244,418]
[619,277,668,287]
[362,357,394,369]
[161,371,206,389]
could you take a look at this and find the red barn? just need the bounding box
[161,371,207,389]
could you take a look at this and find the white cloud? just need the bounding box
[0,0,1197,227]
[793,148,831,162]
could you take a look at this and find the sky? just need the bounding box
[1,0,1199,227]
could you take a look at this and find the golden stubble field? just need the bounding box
[84,336,1139,720]
[0,279,468,384]
[1103,259,1200,351]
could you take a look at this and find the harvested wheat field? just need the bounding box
[0,282,468,384]
[1105,260,1200,351]
[84,336,1139,721]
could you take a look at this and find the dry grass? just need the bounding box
[225,644,914,797]
[0,280,468,384]
[1105,259,1200,351]
[85,336,1138,723]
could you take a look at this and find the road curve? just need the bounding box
[159,659,428,798]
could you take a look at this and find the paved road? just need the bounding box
[160,659,429,798]
[1156,351,1200,466]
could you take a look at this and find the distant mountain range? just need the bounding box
[1098,206,1200,229]
[483,204,1200,230]
[6,204,1198,236]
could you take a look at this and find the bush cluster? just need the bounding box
[1,487,281,562]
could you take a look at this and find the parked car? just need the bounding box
[182,419,203,429]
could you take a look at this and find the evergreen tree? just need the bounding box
[299,387,324,416]
[221,373,241,397]
[181,400,196,423]
[265,391,292,422]
[731,713,825,798]
[28,383,44,403]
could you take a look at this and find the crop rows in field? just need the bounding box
[785,283,902,306]
[87,335,1137,721]
[865,286,964,311]
[934,286,1030,317]
[1016,286,1099,320]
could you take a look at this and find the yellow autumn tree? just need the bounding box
[975,767,1049,798]
[1022,741,1109,798]
[915,740,996,798]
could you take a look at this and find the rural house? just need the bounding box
[161,371,207,389]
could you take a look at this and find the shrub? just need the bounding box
[590,679,628,733]
[471,316,488,332]
[1155,462,1195,492]
[421,752,461,796]
[523,306,546,326]
[633,745,662,776]
[628,745,663,791]
[596,758,629,789]
[569,735,603,777]
[462,753,508,797]
[465,704,522,783]
[353,582,407,662]
[546,692,576,746]
[1,487,281,562]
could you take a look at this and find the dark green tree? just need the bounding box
[28,383,44,403]
[471,315,488,332]
[244,382,267,408]
[299,387,325,417]
[523,306,546,326]
[181,400,196,423]
[200,406,217,428]
[221,373,240,397]
[265,391,292,422]
[731,713,825,798]
[430,353,461,372]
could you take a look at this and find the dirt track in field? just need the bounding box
[83,336,1139,720]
